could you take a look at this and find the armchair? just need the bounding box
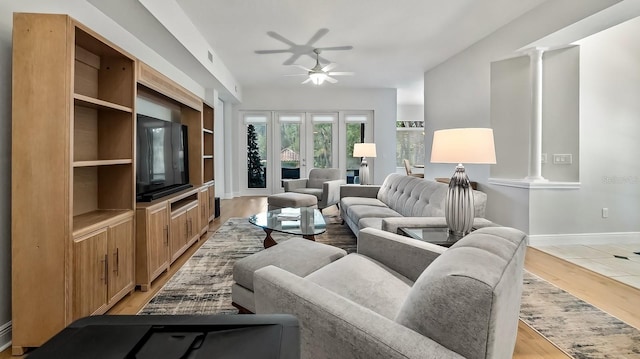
[284,168,345,210]
[254,226,528,359]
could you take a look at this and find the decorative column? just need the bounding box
[525,48,547,182]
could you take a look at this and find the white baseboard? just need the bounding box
[528,232,640,246]
[0,321,11,353]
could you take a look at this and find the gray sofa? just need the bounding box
[284,168,346,210]
[254,226,528,359]
[340,173,491,236]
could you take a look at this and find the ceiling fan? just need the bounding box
[255,28,353,65]
[286,49,354,85]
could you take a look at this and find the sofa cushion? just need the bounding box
[290,187,323,201]
[347,205,402,223]
[358,217,384,231]
[395,227,527,359]
[234,238,346,291]
[306,254,413,320]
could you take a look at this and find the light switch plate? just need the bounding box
[553,154,572,164]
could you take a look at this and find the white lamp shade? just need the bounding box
[353,143,377,158]
[430,128,496,164]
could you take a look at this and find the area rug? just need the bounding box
[140,217,640,358]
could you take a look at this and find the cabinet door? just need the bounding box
[186,204,200,244]
[148,206,169,278]
[107,217,134,303]
[73,229,108,320]
[170,210,187,263]
[199,188,209,235]
[208,185,216,220]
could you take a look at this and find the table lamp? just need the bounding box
[353,143,376,185]
[430,128,496,237]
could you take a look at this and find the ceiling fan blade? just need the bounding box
[325,76,338,84]
[283,53,303,66]
[266,31,297,46]
[321,63,337,72]
[317,45,353,51]
[294,64,312,71]
[328,71,354,76]
[306,28,329,46]
[254,49,290,54]
[301,78,312,84]
[284,73,307,77]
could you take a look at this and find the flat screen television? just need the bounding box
[136,114,191,202]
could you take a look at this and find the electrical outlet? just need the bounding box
[602,208,609,218]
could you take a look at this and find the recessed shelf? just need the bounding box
[73,159,132,167]
[74,93,133,113]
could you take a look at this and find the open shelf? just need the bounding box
[204,158,214,183]
[74,164,133,217]
[73,159,132,167]
[73,209,133,237]
[74,94,132,113]
[202,128,213,135]
[74,104,133,163]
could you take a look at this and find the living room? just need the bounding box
[1,0,640,357]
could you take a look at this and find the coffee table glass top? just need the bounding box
[399,227,463,248]
[249,207,326,237]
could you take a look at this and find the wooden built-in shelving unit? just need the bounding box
[11,13,217,354]
[12,13,137,355]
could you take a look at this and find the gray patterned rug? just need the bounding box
[140,217,640,358]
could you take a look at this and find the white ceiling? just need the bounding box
[174,0,546,104]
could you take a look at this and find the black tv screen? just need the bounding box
[136,114,190,201]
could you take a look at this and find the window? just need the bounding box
[396,121,425,167]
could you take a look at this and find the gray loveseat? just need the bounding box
[254,226,528,359]
[340,173,490,236]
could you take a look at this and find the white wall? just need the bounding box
[397,104,424,123]
[423,0,621,231]
[529,16,640,235]
[232,87,397,194]
[0,0,209,349]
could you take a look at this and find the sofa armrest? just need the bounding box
[381,217,499,235]
[339,184,380,199]
[283,178,308,191]
[357,228,445,282]
[254,266,463,359]
[320,179,346,208]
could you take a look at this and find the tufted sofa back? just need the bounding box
[377,173,487,218]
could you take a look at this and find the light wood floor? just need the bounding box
[2,196,638,358]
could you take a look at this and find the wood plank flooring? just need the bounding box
[2,196,638,358]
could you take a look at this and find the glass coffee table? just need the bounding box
[399,227,467,248]
[249,207,327,248]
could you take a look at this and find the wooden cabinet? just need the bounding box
[72,217,134,320]
[170,200,200,263]
[73,229,109,319]
[208,183,217,221]
[199,186,210,235]
[135,203,170,291]
[11,13,136,354]
[107,218,135,302]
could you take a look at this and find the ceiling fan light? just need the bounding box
[309,72,327,85]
